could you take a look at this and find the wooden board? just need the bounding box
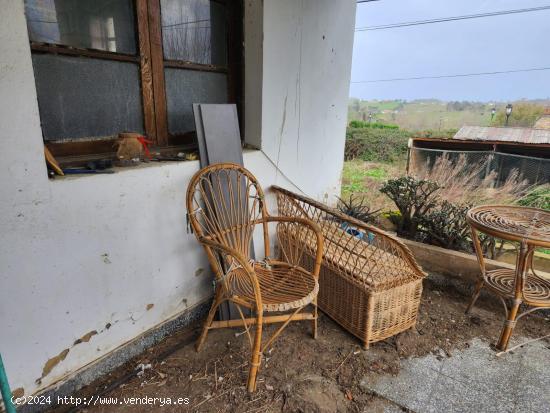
[147,0,168,145]
[136,0,156,140]
[44,146,64,175]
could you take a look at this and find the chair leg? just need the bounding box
[496,299,521,351]
[196,290,222,352]
[465,279,484,314]
[312,299,318,339]
[247,316,263,392]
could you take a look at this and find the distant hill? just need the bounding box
[348,99,550,131]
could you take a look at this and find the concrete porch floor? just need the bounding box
[43,275,549,413]
[361,337,550,413]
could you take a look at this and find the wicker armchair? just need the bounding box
[186,164,323,392]
[273,186,426,348]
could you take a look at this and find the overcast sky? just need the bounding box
[350,0,550,101]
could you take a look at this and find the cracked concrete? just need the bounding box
[361,337,550,413]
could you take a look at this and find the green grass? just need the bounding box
[341,162,388,191]
[341,160,406,211]
[341,160,369,195]
[517,185,550,211]
[364,167,387,180]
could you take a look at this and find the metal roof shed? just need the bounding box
[408,124,550,185]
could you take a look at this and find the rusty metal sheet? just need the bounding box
[454,126,550,144]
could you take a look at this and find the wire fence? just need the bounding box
[409,147,550,187]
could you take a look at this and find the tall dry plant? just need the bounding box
[415,154,529,205]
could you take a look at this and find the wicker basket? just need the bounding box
[273,186,426,348]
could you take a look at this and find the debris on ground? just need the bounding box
[48,277,549,413]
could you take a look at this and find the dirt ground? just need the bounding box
[49,277,549,413]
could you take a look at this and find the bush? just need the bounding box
[349,120,399,129]
[380,173,523,255]
[379,176,440,237]
[517,185,550,210]
[491,102,545,127]
[416,201,472,251]
[345,127,411,162]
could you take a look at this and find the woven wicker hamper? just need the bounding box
[273,186,426,348]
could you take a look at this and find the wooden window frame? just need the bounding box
[28,0,243,163]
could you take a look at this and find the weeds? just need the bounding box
[341,160,404,212]
[416,154,528,205]
[517,185,550,210]
[337,194,380,224]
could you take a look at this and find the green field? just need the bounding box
[348,99,550,131]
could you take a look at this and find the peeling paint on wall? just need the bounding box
[146,304,154,311]
[12,387,24,398]
[73,330,98,345]
[3,0,352,398]
[195,268,205,277]
[37,327,102,383]
[39,348,70,382]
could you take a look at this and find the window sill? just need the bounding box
[49,157,201,181]
[47,147,260,181]
[47,141,198,168]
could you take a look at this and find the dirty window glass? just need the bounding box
[161,0,227,65]
[32,54,144,141]
[165,68,228,135]
[24,0,137,55]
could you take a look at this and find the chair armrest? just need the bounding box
[198,236,263,310]
[260,215,324,278]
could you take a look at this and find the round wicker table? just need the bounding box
[466,205,550,351]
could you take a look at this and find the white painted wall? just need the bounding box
[260,0,356,201]
[0,0,355,399]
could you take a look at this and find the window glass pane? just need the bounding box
[32,54,144,141]
[165,68,228,135]
[161,0,227,65]
[24,0,137,54]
